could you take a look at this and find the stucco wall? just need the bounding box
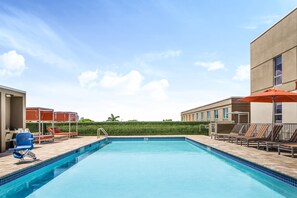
[251,9,297,94]
[251,9,297,70]
[250,9,297,125]
[251,103,273,123]
[0,86,26,152]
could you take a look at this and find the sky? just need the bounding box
[0,0,297,121]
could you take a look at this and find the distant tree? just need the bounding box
[163,119,173,122]
[107,114,120,122]
[127,119,138,122]
[79,118,95,123]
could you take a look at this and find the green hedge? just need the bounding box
[26,122,209,136]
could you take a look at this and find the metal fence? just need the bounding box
[209,122,297,140]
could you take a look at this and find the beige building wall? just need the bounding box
[0,85,26,152]
[282,103,297,123]
[252,103,297,124]
[5,98,10,128]
[250,8,297,124]
[250,103,272,123]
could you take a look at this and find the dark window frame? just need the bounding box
[274,55,282,86]
[274,102,282,123]
[214,110,218,120]
[223,108,228,119]
[207,111,211,121]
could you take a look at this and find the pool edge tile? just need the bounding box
[185,137,297,188]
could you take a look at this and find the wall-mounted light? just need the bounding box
[6,94,13,97]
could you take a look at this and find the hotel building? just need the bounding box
[250,8,297,124]
[181,97,250,123]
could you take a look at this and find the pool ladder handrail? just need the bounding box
[97,128,109,139]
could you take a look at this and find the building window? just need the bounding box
[192,114,195,121]
[196,113,199,121]
[274,55,282,86]
[201,112,204,121]
[274,102,282,123]
[223,108,228,119]
[207,111,210,121]
[214,110,218,120]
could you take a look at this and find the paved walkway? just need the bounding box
[0,135,296,180]
[0,136,102,178]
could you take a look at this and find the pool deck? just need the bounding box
[0,135,296,181]
[0,136,104,179]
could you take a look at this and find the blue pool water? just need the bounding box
[1,139,297,198]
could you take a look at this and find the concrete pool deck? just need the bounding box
[0,136,104,179]
[0,135,296,180]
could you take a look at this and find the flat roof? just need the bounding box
[181,97,244,114]
[251,7,297,44]
[0,85,26,94]
[26,107,54,111]
[54,111,77,114]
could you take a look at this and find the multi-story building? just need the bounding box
[181,97,250,123]
[250,8,297,123]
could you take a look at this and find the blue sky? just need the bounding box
[0,0,296,121]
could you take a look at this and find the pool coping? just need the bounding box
[0,136,296,188]
[185,137,297,188]
[0,138,108,186]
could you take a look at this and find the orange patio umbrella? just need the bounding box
[239,88,297,140]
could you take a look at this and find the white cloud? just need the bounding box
[142,79,169,101]
[161,50,181,58]
[241,24,257,30]
[0,50,25,77]
[195,61,225,71]
[241,15,280,30]
[260,15,280,24]
[141,50,181,62]
[233,64,250,81]
[78,69,170,100]
[0,7,89,71]
[100,70,144,95]
[78,70,99,87]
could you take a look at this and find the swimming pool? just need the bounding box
[1,137,297,198]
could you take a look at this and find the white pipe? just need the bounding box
[68,113,71,139]
[76,113,78,134]
[52,110,54,135]
[38,109,41,144]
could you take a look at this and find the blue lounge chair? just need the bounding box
[9,132,37,161]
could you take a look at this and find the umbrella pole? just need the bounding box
[38,110,41,144]
[272,97,275,141]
